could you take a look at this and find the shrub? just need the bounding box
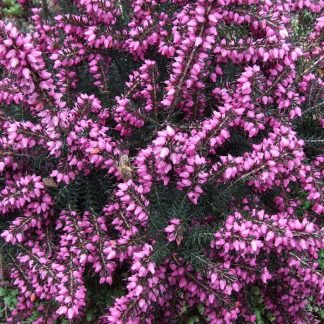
[0,0,323,323]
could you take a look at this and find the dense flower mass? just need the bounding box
[0,0,323,323]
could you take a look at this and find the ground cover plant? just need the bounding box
[0,0,323,323]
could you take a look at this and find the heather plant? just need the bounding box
[0,0,323,323]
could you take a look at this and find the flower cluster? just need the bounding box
[0,0,323,323]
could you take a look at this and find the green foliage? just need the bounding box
[0,286,18,321]
[184,251,211,274]
[291,10,317,42]
[150,239,172,264]
[295,89,324,157]
[1,0,22,17]
[55,171,114,213]
[319,249,324,270]
[186,316,200,324]
[293,189,313,218]
[84,276,125,323]
[202,181,247,216]
[177,303,206,324]
[306,296,324,322]
[184,225,215,250]
[24,310,44,324]
[249,286,275,324]
[0,104,27,122]
[148,184,189,228]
